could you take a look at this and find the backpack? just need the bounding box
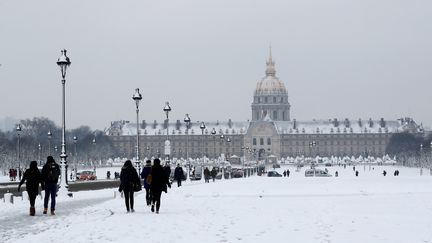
[47,164,60,181]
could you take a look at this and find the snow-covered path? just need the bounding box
[2,166,432,243]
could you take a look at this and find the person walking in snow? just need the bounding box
[383,170,387,176]
[164,162,172,182]
[355,170,359,177]
[18,161,44,216]
[41,156,60,215]
[286,169,290,177]
[283,170,287,177]
[119,160,140,213]
[174,163,184,187]
[210,167,217,182]
[141,160,152,206]
[204,167,210,183]
[150,158,171,214]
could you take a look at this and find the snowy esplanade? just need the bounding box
[1,164,432,243]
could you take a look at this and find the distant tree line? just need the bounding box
[0,117,117,170]
[386,132,432,167]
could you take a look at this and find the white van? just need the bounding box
[305,169,332,177]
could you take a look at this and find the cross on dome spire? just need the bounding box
[265,45,276,76]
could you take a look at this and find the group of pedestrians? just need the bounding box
[119,158,171,214]
[17,156,60,216]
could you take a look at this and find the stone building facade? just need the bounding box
[106,51,422,163]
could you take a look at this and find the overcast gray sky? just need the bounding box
[1,0,431,130]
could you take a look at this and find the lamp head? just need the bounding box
[56,49,71,79]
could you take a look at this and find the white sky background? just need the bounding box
[0,0,431,130]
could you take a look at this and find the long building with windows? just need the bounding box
[106,51,423,163]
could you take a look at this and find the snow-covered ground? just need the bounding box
[1,165,432,243]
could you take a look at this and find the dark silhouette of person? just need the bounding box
[174,164,185,187]
[41,156,60,215]
[18,161,44,216]
[119,160,140,213]
[150,158,171,214]
[141,160,152,206]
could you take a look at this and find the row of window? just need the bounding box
[252,137,271,146]
[281,140,387,146]
[255,96,286,104]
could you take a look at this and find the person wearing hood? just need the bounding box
[119,160,140,213]
[140,160,153,206]
[150,158,171,214]
[18,161,44,216]
[41,156,60,215]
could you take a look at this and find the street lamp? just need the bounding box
[200,122,206,160]
[38,143,41,166]
[211,128,216,159]
[92,136,96,172]
[16,124,22,180]
[163,101,172,164]
[73,136,78,180]
[184,114,191,179]
[47,130,52,155]
[56,49,71,196]
[132,88,142,171]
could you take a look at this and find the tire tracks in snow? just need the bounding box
[0,196,113,242]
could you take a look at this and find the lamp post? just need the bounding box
[219,134,225,178]
[38,143,41,166]
[163,102,172,164]
[200,122,206,161]
[73,136,78,181]
[47,130,52,155]
[92,136,96,173]
[309,141,317,170]
[225,137,231,180]
[16,124,22,179]
[211,128,216,160]
[132,88,142,171]
[184,114,191,179]
[56,49,71,195]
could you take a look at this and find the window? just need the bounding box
[253,138,257,145]
[265,97,268,103]
[282,111,285,120]
[267,138,271,145]
[260,138,264,145]
[273,97,276,103]
[273,110,277,120]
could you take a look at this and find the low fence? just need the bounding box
[0,179,120,199]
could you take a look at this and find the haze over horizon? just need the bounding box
[1,0,431,131]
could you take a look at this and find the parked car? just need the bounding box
[78,170,97,180]
[304,169,332,177]
[267,171,282,177]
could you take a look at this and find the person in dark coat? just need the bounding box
[164,163,172,182]
[18,161,44,216]
[204,167,210,183]
[283,170,287,177]
[383,170,387,176]
[210,167,217,182]
[141,160,152,206]
[41,156,60,215]
[286,169,290,177]
[150,158,171,214]
[119,160,140,213]
[355,170,359,177]
[174,164,184,187]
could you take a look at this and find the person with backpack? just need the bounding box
[41,156,60,215]
[18,161,44,216]
[150,158,171,214]
[140,160,152,206]
[119,160,140,213]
